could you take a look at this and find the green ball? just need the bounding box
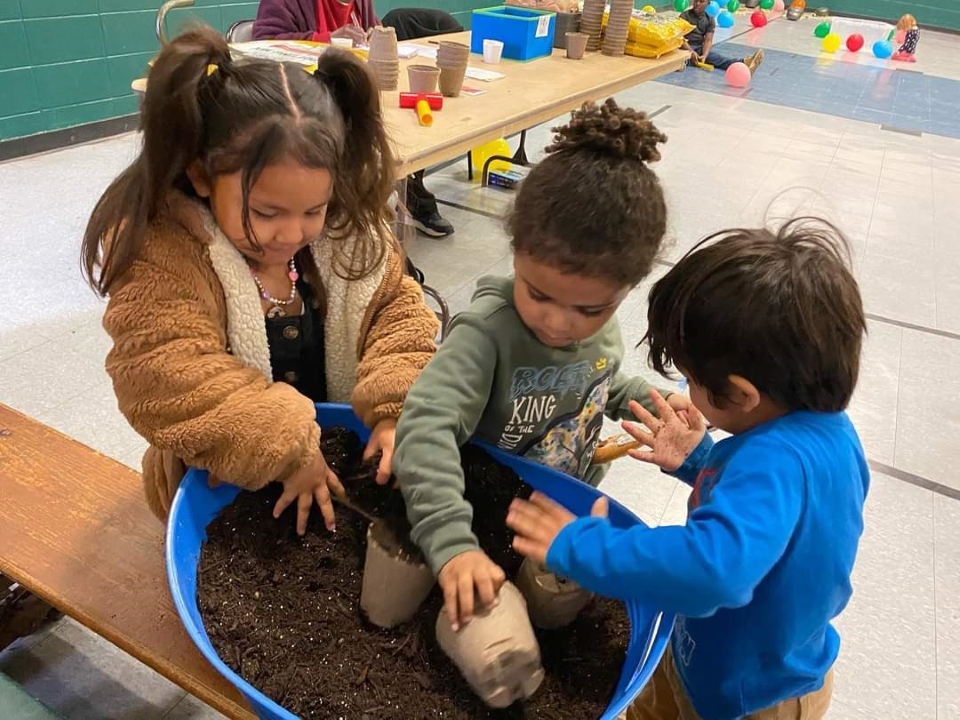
[759,0,774,8]
[727,0,739,11]
[674,0,689,11]
[814,22,831,38]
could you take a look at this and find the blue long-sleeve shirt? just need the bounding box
[546,411,869,719]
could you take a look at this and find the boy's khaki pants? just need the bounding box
[626,647,834,720]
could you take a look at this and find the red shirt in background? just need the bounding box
[313,0,364,42]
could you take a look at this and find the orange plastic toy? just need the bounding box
[399,92,443,127]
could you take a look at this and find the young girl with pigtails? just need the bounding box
[82,26,438,535]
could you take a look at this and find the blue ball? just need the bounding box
[873,39,893,59]
[717,10,735,27]
[706,1,721,16]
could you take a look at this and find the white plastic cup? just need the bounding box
[482,39,504,64]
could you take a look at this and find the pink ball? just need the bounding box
[846,33,864,52]
[751,10,768,27]
[773,0,785,10]
[726,61,752,87]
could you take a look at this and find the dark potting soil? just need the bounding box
[197,427,630,719]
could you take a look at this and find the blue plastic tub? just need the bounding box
[470,6,557,62]
[166,403,674,720]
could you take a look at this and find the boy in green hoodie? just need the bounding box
[393,100,689,651]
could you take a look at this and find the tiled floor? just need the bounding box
[1,14,959,720]
[657,41,960,139]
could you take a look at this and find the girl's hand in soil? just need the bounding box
[438,550,506,631]
[364,418,396,486]
[624,390,706,472]
[274,451,346,535]
[508,492,609,566]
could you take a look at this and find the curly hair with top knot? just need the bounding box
[508,98,668,286]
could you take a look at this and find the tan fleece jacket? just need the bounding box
[102,192,438,521]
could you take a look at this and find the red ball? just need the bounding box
[846,33,865,52]
[750,10,768,27]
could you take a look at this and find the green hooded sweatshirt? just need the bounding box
[394,276,668,573]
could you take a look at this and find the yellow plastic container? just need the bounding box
[471,138,512,179]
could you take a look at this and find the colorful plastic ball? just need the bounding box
[773,0,785,10]
[846,33,864,52]
[814,22,831,38]
[822,33,842,53]
[726,62,752,87]
[706,1,721,17]
[750,10,767,27]
[873,40,894,59]
[727,0,740,10]
[759,0,774,9]
[642,4,656,12]
[717,10,735,27]
[674,0,689,11]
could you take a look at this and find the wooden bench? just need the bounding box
[0,403,254,719]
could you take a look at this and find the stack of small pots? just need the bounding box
[580,0,606,52]
[436,40,470,98]
[367,26,399,91]
[602,0,633,57]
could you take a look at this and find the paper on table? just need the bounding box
[230,40,369,65]
[397,43,425,59]
[231,41,324,65]
[465,66,506,81]
[407,44,438,60]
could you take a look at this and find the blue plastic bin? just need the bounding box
[166,403,674,720]
[471,6,557,62]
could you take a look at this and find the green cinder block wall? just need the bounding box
[826,0,959,32]
[0,0,491,142]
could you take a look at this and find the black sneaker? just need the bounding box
[414,211,455,238]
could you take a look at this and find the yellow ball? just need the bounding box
[642,4,657,12]
[822,33,842,53]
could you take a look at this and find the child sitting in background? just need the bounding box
[681,0,764,71]
[892,14,920,62]
[393,99,690,704]
[508,219,869,720]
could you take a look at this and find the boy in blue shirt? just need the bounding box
[506,219,869,719]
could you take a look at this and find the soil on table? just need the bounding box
[197,426,630,719]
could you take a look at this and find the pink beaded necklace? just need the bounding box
[249,256,299,316]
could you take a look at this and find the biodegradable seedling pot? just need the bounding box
[368,26,398,60]
[437,41,470,59]
[407,64,441,93]
[566,32,589,59]
[515,558,594,629]
[360,523,435,628]
[435,581,544,708]
[438,63,467,97]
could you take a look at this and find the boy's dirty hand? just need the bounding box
[364,418,396,486]
[624,390,706,472]
[438,550,506,631]
[508,492,608,565]
[274,451,345,536]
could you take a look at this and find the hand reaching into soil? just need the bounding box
[438,550,506,631]
[364,418,396,486]
[508,492,609,566]
[623,390,706,472]
[274,450,346,535]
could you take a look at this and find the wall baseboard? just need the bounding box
[0,114,139,164]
